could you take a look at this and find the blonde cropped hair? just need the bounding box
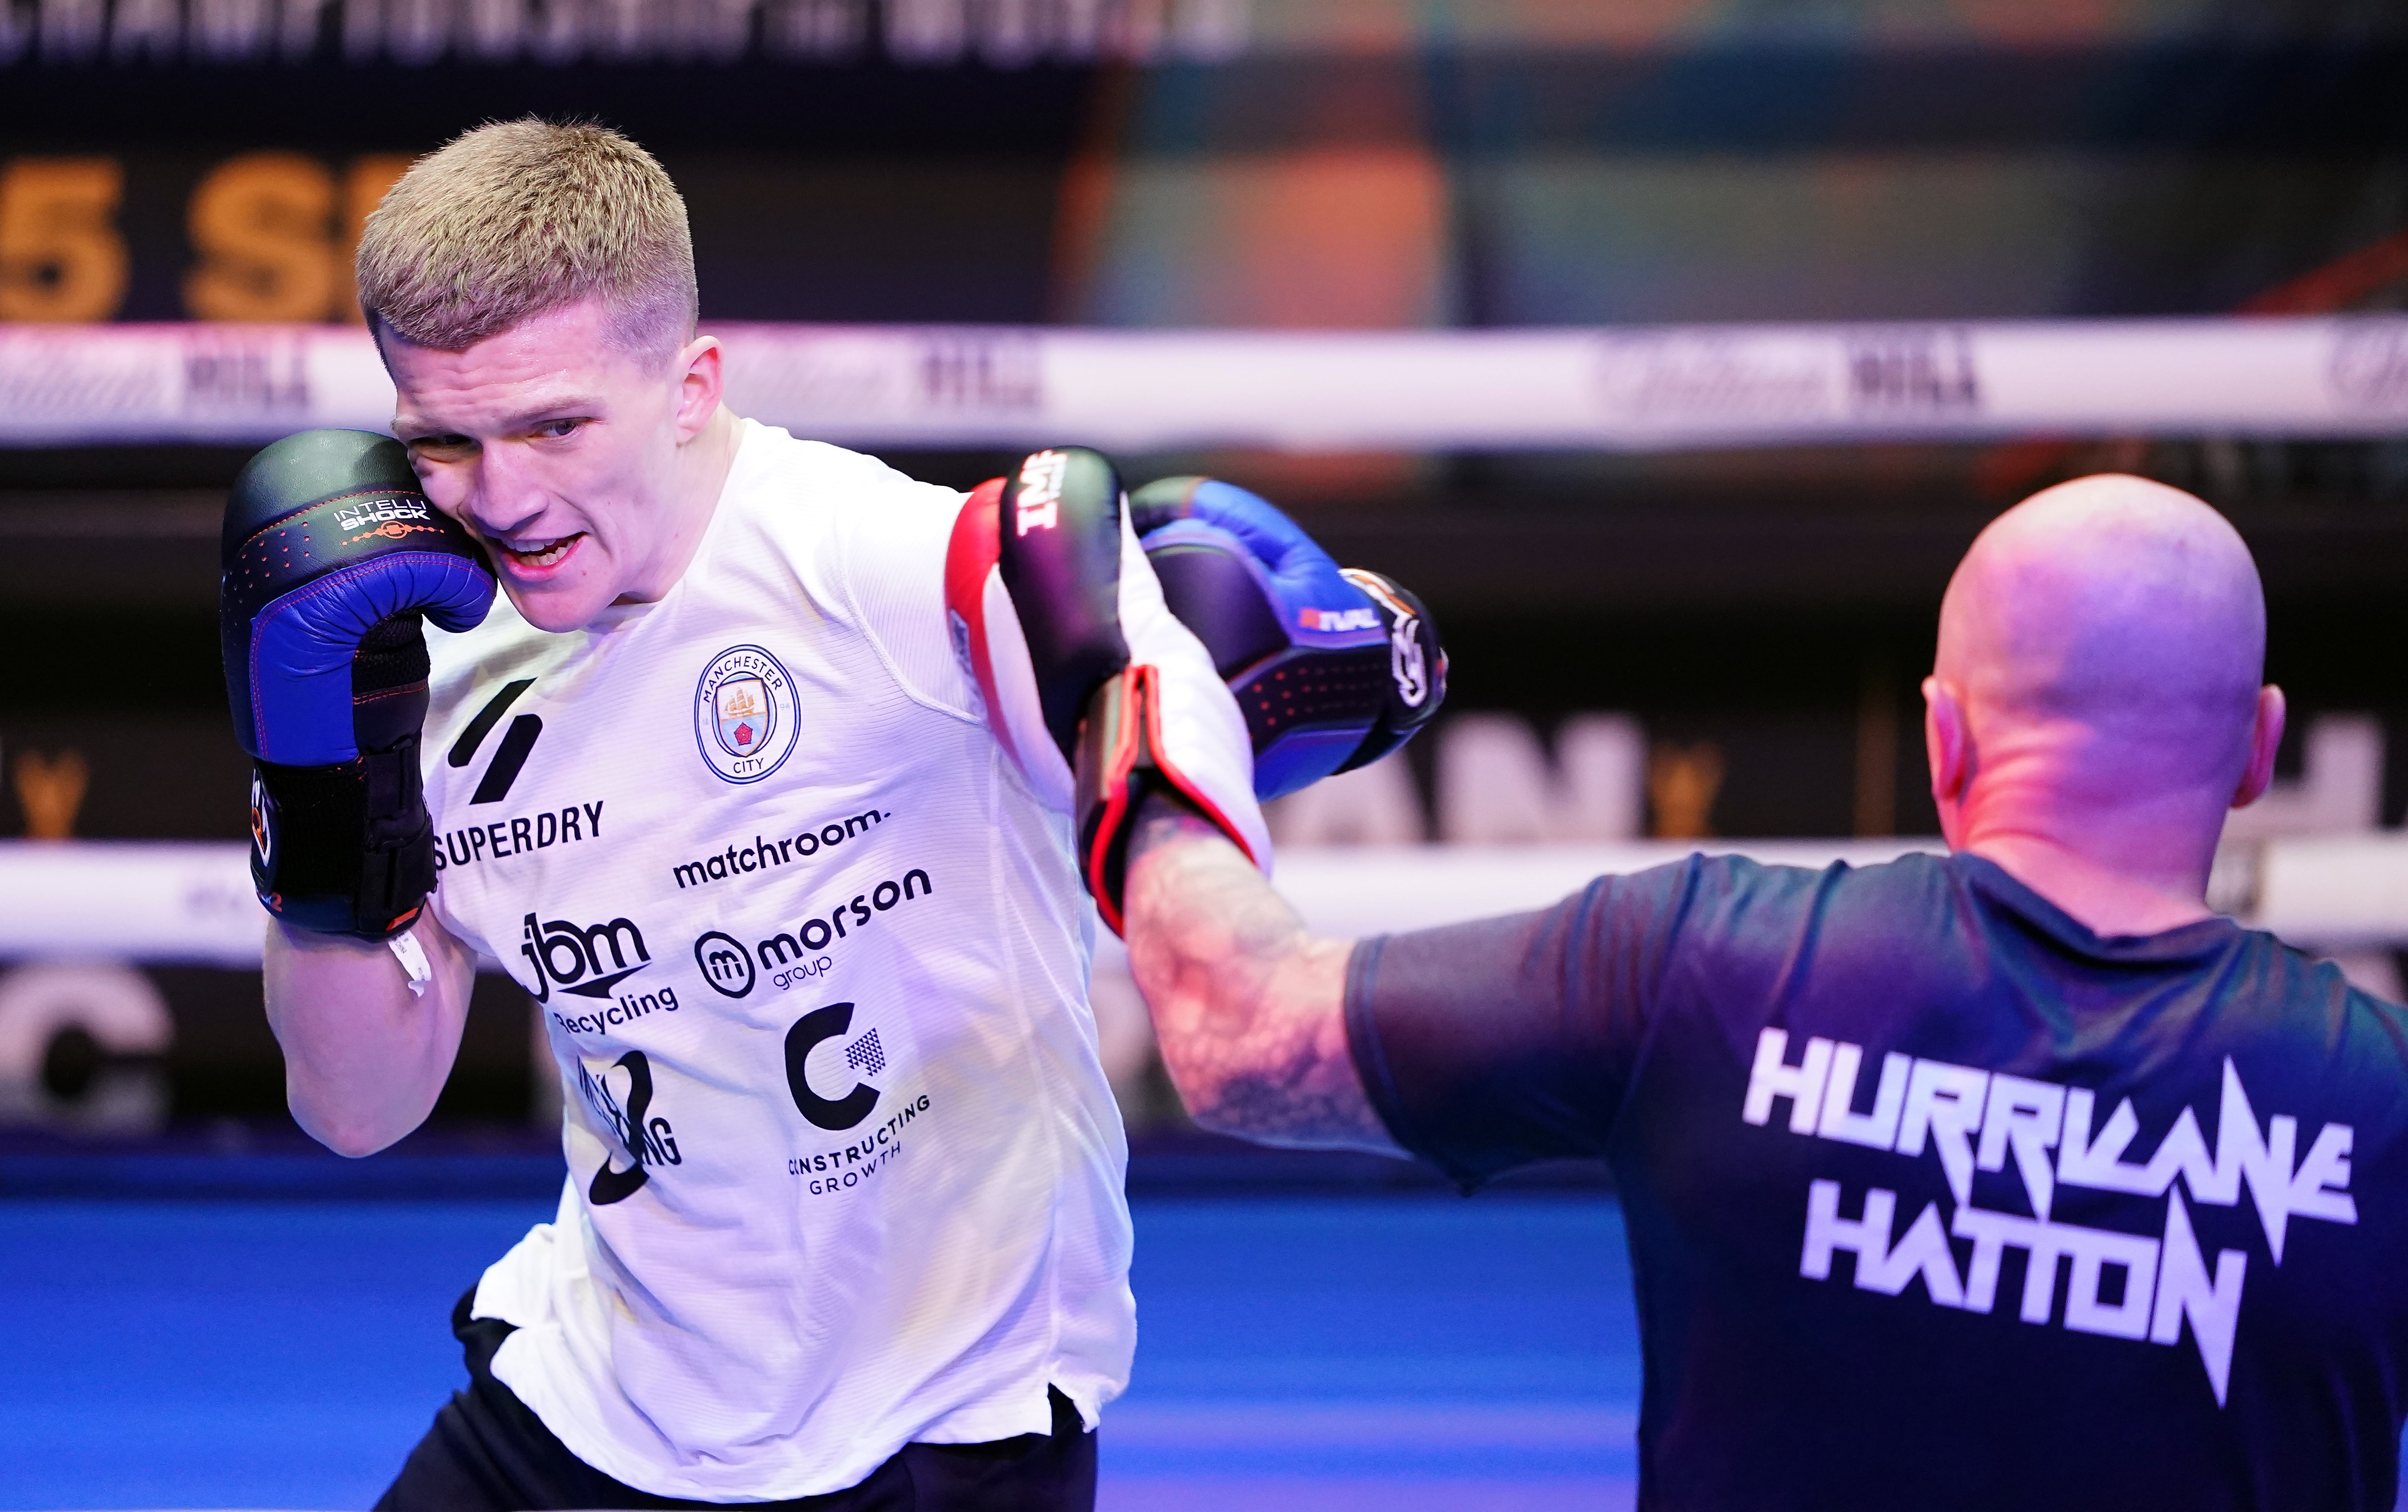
[356,119,697,362]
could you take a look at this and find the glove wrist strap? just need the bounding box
[1075,666,1262,936]
[251,733,435,941]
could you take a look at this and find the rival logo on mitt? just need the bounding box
[1299,606,1381,632]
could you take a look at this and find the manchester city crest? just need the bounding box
[693,645,800,784]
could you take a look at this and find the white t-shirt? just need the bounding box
[420,421,1183,1500]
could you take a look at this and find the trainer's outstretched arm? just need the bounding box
[265,915,477,1158]
[1123,795,1404,1157]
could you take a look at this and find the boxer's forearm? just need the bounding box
[1123,796,1402,1156]
[264,917,475,1157]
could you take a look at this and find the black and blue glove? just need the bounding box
[220,430,495,938]
[1130,476,1446,800]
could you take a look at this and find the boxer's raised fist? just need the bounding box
[220,430,495,938]
[1130,476,1447,799]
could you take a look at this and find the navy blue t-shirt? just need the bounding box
[1346,851,2408,1512]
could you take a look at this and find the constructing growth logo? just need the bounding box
[786,1002,885,1131]
[694,645,800,784]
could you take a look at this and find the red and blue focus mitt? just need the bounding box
[946,448,1271,934]
[1130,475,1446,799]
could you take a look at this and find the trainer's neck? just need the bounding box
[1950,785,2226,940]
[618,403,742,606]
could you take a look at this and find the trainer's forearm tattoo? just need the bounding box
[1123,799,1398,1155]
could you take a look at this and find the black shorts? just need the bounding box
[376,1289,1098,1512]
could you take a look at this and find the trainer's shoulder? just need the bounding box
[2247,931,2408,1077]
[1655,846,1949,923]
[1627,849,1960,995]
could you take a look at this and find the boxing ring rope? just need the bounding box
[3,835,2403,966]
[2,317,2402,990]
[3,316,2406,451]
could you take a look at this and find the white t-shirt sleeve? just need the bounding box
[820,453,984,726]
[815,443,1267,870]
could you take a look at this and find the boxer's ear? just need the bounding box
[672,332,722,441]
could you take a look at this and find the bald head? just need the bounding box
[1935,474,2266,795]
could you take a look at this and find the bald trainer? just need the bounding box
[1119,475,2408,1511]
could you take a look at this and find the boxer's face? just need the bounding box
[386,299,718,633]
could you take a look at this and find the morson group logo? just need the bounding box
[694,645,801,784]
[690,868,936,1001]
[519,912,651,1002]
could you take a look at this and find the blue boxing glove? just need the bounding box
[1130,476,1446,799]
[220,430,495,938]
